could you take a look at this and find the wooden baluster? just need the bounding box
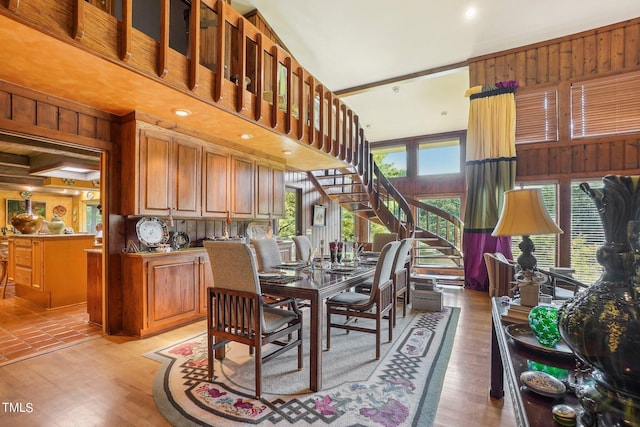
[325,91,333,153]
[73,0,85,41]
[255,33,264,121]
[6,0,19,11]
[121,0,132,62]
[339,103,347,160]
[284,57,293,134]
[308,77,317,148]
[270,46,279,129]
[297,68,306,141]
[214,0,225,101]
[188,0,201,90]
[346,109,353,164]
[237,19,246,113]
[157,0,169,78]
[317,84,325,152]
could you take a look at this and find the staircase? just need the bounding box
[309,166,465,287]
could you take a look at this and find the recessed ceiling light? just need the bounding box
[392,86,400,93]
[465,6,477,20]
[240,134,253,140]
[173,108,191,117]
[282,150,292,155]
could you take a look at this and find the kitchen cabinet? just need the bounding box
[120,249,208,337]
[10,234,95,308]
[86,249,102,326]
[231,156,254,218]
[255,162,285,218]
[138,130,201,216]
[202,148,230,217]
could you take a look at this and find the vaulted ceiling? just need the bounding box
[232,0,640,142]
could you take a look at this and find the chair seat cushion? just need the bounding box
[262,306,298,334]
[328,291,370,306]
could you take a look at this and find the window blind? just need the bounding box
[510,184,558,269]
[571,71,640,138]
[515,88,558,144]
[570,180,605,285]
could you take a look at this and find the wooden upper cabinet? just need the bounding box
[231,156,254,218]
[255,162,285,218]
[271,165,285,217]
[138,130,201,216]
[202,148,230,217]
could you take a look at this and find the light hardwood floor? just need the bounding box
[0,287,515,426]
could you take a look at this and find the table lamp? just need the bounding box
[492,188,563,305]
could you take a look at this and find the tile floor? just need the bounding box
[0,282,103,365]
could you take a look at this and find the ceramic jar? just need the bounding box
[47,214,65,234]
[10,199,43,234]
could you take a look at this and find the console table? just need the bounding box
[491,297,583,426]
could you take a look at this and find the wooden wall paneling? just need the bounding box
[596,141,611,172]
[536,45,549,84]
[571,37,585,78]
[611,27,626,71]
[584,34,598,74]
[548,43,560,83]
[0,90,9,119]
[485,57,496,84]
[610,140,626,170]
[558,146,573,176]
[78,114,97,138]
[11,95,36,125]
[559,41,572,81]
[514,51,526,84]
[624,23,640,67]
[525,48,538,86]
[571,144,585,173]
[547,146,560,174]
[584,142,598,172]
[624,139,640,170]
[597,31,612,73]
[36,103,58,130]
[504,53,516,81]
[58,108,79,134]
[494,56,506,81]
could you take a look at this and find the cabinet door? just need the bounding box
[172,138,201,215]
[139,131,172,214]
[147,259,199,329]
[199,256,214,314]
[202,149,229,216]
[255,162,272,218]
[271,166,285,217]
[231,157,254,218]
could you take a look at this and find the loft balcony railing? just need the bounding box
[1,0,370,180]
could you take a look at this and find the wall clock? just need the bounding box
[136,217,169,250]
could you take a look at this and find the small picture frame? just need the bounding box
[312,204,326,227]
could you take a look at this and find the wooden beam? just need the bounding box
[73,0,85,41]
[157,0,169,78]
[334,61,468,97]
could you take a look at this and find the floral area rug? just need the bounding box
[145,306,459,427]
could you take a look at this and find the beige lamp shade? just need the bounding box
[492,188,563,237]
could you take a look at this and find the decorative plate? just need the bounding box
[135,217,169,249]
[53,205,67,217]
[520,370,567,398]
[505,323,574,358]
[171,231,190,249]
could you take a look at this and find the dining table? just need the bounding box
[259,262,376,392]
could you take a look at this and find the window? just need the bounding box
[371,145,406,177]
[570,180,605,285]
[277,187,300,238]
[341,207,355,242]
[571,70,640,138]
[510,184,558,269]
[418,138,460,175]
[515,88,558,143]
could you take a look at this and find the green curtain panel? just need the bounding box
[463,82,518,291]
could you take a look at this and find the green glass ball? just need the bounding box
[529,305,561,347]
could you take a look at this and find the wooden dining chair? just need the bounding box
[292,235,312,263]
[326,240,401,359]
[203,241,303,399]
[354,237,414,327]
[371,232,398,252]
[253,238,283,271]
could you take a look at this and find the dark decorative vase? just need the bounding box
[10,199,44,234]
[558,175,640,425]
